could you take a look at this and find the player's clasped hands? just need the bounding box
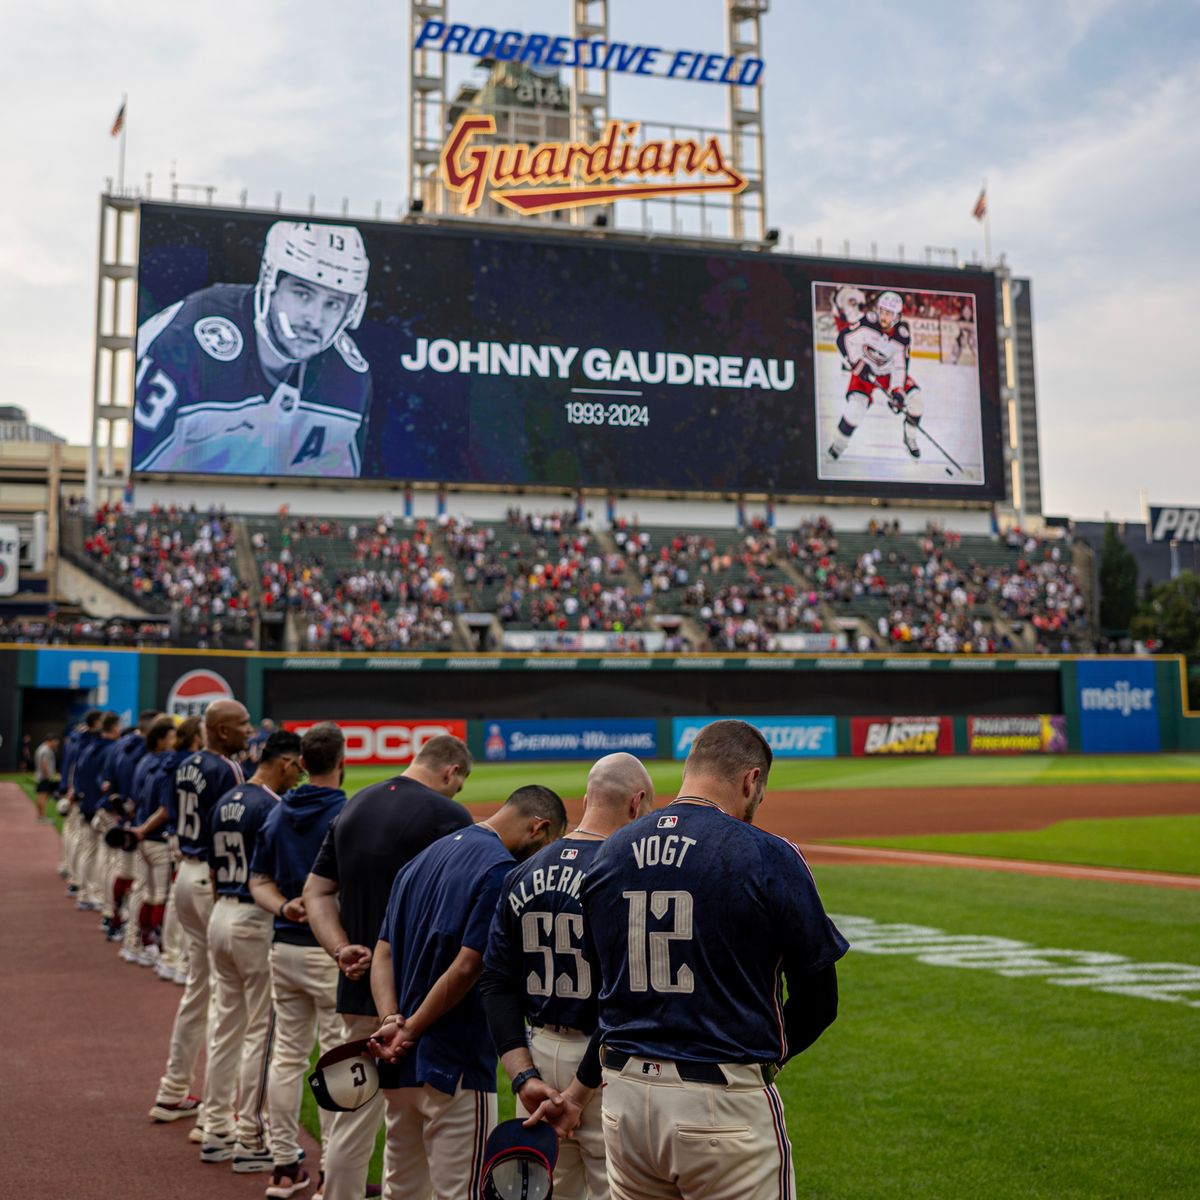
[523,1082,586,1141]
[368,1013,415,1063]
[334,942,372,980]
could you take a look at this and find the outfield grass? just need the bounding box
[839,815,1200,876]
[342,753,1200,806]
[783,864,1199,1199]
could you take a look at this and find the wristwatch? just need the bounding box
[510,1067,542,1095]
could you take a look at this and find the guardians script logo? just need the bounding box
[440,114,746,216]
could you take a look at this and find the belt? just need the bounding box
[531,1022,589,1038]
[602,1048,776,1086]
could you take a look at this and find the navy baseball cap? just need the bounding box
[308,1038,379,1113]
[479,1118,558,1199]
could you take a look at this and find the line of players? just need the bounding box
[53,699,845,1200]
[826,285,926,463]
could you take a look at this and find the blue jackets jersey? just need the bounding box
[131,749,173,840]
[251,784,346,944]
[174,750,244,860]
[381,824,516,1095]
[583,803,848,1065]
[133,284,371,478]
[211,782,280,901]
[484,837,605,1034]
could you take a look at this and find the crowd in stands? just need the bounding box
[254,514,455,651]
[79,504,254,646]
[0,616,172,647]
[46,501,1093,654]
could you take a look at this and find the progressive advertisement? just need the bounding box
[132,203,1003,501]
[851,716,953,756]
[672,716,836,760]
[482,719,658,761]
[967,715,1067,754]
[282,719,467,766]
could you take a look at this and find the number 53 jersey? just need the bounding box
[133,284,371,478]
[583,804,848,1064]
[209,782,281,901]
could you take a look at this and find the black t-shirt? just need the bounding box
[310,775,472,1015]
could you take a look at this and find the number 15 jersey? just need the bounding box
[583,803,848,1064]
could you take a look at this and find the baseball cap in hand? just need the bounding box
[308,1038,379,1112]
[480,1118,558,1199]
[104,826,139,852]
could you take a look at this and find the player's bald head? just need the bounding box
[585,753,654,809]
[204,699,251,754]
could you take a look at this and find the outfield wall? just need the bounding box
[3,646,1197,769]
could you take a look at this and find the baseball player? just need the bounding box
[149,699,251,1125]
[62,710,101,899]
[304,734,473,1200]
[74,711,121,916]
[201,729,304,1172]
[529,720,848,1200]
[119,716,179,965]
[249,723,349,1198]
[99,709,160,943]
[480,753,654,1200]
[34,733,60,821]
[369,785,567,1200]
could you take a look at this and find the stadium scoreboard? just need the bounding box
[132,202,1005,501]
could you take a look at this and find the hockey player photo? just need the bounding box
[813,281,987,487]
[132,221,372,477]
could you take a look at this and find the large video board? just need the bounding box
[132,203,1004,499]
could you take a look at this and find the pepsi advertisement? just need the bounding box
[133,203,1004,500]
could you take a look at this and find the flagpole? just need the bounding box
[117,94,127,194]
[979,177,988,267]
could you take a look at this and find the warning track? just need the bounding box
[0,784,317,1197]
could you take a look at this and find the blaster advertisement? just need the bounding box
[851,717,953,756]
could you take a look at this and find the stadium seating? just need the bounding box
[52,506,1092,654]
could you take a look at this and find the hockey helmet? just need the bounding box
[254,221,370,361]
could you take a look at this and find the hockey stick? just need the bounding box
[871,386,965,476]
[909,419,965,476]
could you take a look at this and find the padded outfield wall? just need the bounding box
[2,646,1197,770]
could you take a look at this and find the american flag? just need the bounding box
[972,187,987,221]
[110,100,126,138]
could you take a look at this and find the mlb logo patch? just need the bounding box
[657,815,678,829]
[560,848,579,860]
[641,1062,662,1077]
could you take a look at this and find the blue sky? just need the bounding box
[2,0,1197,518]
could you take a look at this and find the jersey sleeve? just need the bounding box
[133,302,200,471]
[463,861,514,955]
[762,837,849,978]
[309,821,340,882]
[481,866,521,974]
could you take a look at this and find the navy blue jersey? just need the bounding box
[211,781,280,900]
[60,727,84,793]
[105,731,147,810]
[133,284,371,478]
[250,784,346,944]
[583,803,848,1065]
[484,837,605,1034]
[174,750,244,860]
[74,734,114,818]
[131,749,172,839]
[380,824,515,1094]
